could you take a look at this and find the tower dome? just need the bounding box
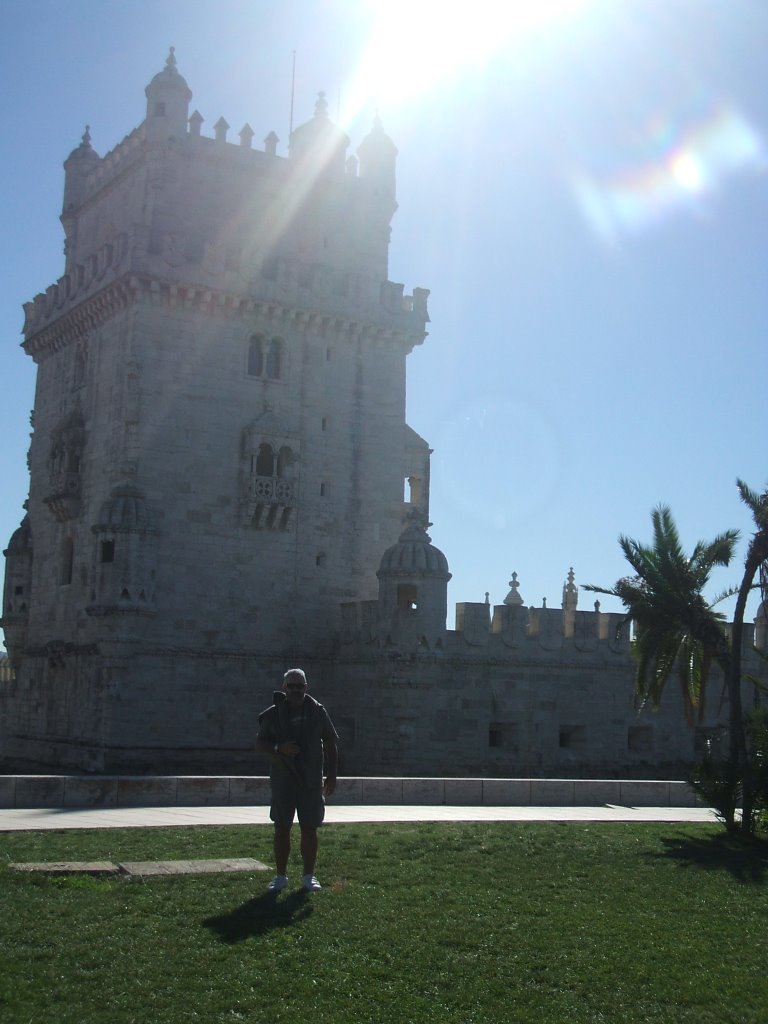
[376,515,450,651]
[377,519,450,579]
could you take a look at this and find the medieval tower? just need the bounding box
[4,53,766,778]
[2,52,433,771]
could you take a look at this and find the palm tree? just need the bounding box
[728,480,768,830]
[584,505,738,724]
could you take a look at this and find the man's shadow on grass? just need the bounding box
[203,889,313,944]
[650,830,768,884]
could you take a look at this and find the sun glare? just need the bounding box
[345,0,594,121]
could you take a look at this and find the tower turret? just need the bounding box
[61,127,100,270]
[289,92,349,176]
[1,516,32,667]
[376,513,451,651]
[357,113,398,206]
[144,47,192,143]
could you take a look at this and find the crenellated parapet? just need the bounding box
[23,267,428,360]
[23,235,131,343]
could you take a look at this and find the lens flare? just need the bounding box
[572,103,766,244]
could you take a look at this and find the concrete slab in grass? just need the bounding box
[619,780,670,807]
[402,778,444,804]
[574,780,621,806]
[118,777,177,807]
[119,858,268,877]
[362,778,403,804]
[10,861,120,875]
[64,777,118,808]
[482,779,531,806]
[332,778,363,805]
[0,777,16,809]
[531,779,576,806]
[229,777,271,805]
[177,777,230,806]
[15,776,65,808]
[444,778,483,805]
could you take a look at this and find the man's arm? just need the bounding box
[255,737,300,756]
[323,739,338,796]
[256,714,299,757]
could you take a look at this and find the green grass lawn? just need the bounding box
[1,822,767,1023]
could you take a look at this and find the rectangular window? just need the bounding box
[100,540,115,564]
[559,725,586,751]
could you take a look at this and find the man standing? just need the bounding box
[256,668,339,892]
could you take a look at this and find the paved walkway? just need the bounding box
[0,804,719,831]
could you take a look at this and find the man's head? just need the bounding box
[283,668,308,706]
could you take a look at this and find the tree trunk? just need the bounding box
[730,553,761,833]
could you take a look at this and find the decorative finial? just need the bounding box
[542,597,547,609]
[504,571,524,606]
[485,592,490,606]
[594,599,601,613]
[81,125,91,147]
[166,46,177,70]
[562,567,578,612]
[315,91,328,118]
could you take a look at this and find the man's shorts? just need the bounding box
[270,777,325,828]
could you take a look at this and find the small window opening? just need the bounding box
[100,540,115,564]
[326,347,332,361]
[321,417,328,431]
[397,583,418,611]
[14,585,23,596]
[316,552,327,567]
[154,102,166,116]
[320,482,328,497]
[488,726,502,748]
[628,725,653,754]
[559,725,586,750]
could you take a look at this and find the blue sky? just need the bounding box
[1,0,766,645]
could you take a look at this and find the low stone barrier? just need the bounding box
[0,776,700,810]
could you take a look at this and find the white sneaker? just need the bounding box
[268,874,288,892]
[303,874,322,892]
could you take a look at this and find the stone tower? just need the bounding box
[1,53,431,771]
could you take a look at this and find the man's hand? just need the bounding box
[277,741,300,756]
[323,777,337,798]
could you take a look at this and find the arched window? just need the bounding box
[277,446,294,479]
[247,334,285,381]
[265,337,283,380]
[247,334,265,377]
[255,444,275,477]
